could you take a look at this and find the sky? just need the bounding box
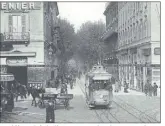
[57,2,106,31]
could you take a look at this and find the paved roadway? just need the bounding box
[0,75,161,123]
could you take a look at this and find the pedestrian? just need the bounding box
[148,83,153,97]
[31,87,39,107]
[144,83,148,96]
[15,82,21,101]
[22,85,27,99]
[141,82,144,92]
[115,79,119,92]
[124,80,128,93]
[153,82,158,96]
[61,83,67,94]
[118,79,122,91]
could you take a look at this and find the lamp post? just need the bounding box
[45,42,56,123]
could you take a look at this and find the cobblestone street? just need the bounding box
[1,77,160,123]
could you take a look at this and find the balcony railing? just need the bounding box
[2,32,30,45]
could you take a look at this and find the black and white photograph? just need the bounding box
[0,1,161,123]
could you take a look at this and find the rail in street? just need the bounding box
[113,97,159,123]
[77,75,160,123]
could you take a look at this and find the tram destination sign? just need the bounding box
[0,2,41,10]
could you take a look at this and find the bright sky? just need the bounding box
[58,2,106,31]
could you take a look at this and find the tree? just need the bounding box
[76,20,106,70]
[56,18,78,77]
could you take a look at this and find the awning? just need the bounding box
[0,52,36,57]
[0,73,14,81]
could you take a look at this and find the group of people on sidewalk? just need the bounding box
[144,80,159,97]
[114,79,129,93]
[113,78,159,96]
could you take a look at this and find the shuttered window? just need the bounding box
[8,15,13,33]
[22,15,26,33]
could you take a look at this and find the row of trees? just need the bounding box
[57,18,106,74]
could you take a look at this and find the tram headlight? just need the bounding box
[103,95,108,100]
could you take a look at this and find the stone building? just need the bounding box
[102,2,119,80]
[0,2,59,86]
[102,2,160,90]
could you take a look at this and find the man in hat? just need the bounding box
[153,82,158,96]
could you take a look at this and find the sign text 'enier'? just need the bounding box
[0,2,40,10]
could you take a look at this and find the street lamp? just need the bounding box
[45,42,56,123]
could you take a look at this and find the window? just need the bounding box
[143,20,147,38]
[133,23,136,41]
[139,2,143,12]
[139,23,142,39]
[12,15,22,39]
[144,2,147,9]
[135,22,139,41]
[8,15,26,40]
[144,19,148,37]
[141,23,143,39]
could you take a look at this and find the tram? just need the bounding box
[0,73,15,112]
[85,65,113,109]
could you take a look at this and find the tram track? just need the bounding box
[77,76,160,123]
[113,96,160,123]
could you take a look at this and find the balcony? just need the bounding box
[101,22,118,41]
[2,32,30,45]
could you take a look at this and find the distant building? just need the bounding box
[0,2,59,86]
[102,2,160,90]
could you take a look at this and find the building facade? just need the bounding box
[0,2,59,86]
[102,2,119,80]
[102,2,160,90]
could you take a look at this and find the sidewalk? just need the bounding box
[113,86,160,97]
[67,80,84,96]
[80,74,160,97]
[113,86,145,96]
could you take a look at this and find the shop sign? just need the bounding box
[152,67,160,76]
[0,2,41,10]
[154,47,160,55]
[6,58,27,66]
[28,82,43,88]
[0,74,14,81]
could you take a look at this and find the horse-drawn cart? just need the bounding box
[38,87,73,110]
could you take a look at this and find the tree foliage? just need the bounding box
[57,18,78,75]
[56,18,106,74]
[76,21,106,69]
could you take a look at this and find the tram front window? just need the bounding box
[92,80,109,90]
